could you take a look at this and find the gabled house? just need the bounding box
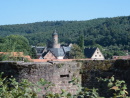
[49,48,66,59]
[33,30,72,60]
[31,30,72,59]
[42,46,71,59]
[32,46,47,59]
[42,50,56,59]
[84,47,105,60]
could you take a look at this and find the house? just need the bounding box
[42,50,56,59]
[113,56,130,60]
[42,46,71,60]
[44,30,71,59]
[84,47,105,60]
[32,46,46,59]
[33,30,71,59]
[113,50,130,60]
[50,47,71,59]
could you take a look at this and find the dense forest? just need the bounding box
[0,16,130,58]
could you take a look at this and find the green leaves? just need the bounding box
[0,35,31,55]
[69,44,85,59]
[98,76,129,98]
[0,72,129,98]
[0,72,37,98]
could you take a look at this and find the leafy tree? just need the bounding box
[78,35,84,52]
[0,72,37,98]
[31,47,37,59]
[69,44,85,59]
[0,16,130,59]
[0,35,31,55]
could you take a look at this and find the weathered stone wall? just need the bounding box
[1,60,130,97]
[0,61,81,97]
[81,60,130,97]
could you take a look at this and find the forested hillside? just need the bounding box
[0,16,130,58]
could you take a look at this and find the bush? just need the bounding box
[0,72,129,98]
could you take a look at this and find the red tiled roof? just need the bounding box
[0,52,92,62]
[113,56,130,60]
[0,52,24,57]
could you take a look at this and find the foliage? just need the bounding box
[0,53,10,61]
[76,76,130,98]
[78,88,102,98]
[0,35,32,61]
[0,35,31,55]
[0,52,30,62]
[0,72,55,98]
[97,76,129,98]
[45,89,73,98]
[0,72,130,98]
[0,72,37,98]
[78,35,84,52]
[0,16,130,58]
[31,47,37,59]
[69,44,85,59]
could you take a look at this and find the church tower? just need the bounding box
[52,30,60,48]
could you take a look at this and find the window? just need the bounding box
[60,74,69,78]
[95,55,97,57]
[99,55,101,57]
[97,52,99,54]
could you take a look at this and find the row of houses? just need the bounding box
[33,30,105,60]
[1,31,129,61]
[33,31,130,60]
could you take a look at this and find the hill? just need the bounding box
[0,16,130,58]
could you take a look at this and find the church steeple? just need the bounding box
[52,30,58,36]
[52,30,60,48]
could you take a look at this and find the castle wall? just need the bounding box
[0,60,130,97]
[0,61,81,97]
[81,60,130,97]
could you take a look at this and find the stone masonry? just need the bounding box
[0,61,81,97]
[0,60,130,97]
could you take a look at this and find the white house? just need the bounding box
[84,47,105,60]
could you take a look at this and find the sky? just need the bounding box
[0,0,130,25]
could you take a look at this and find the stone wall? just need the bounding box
[0,60,130,97]
[0,61,81,97]
[81,60,130,97]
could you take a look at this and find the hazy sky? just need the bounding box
[0,0,130,25]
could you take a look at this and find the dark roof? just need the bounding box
[42,46,71,58]
[42,50,49,57]
[33,46,45,54]
[49,48,65,57]
[84,47,97,58]
[52,30,58,36]
[62,46,71,52]
[36,47,45,53]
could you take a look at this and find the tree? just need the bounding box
[0,35,31,55]
[69,44,85,59]
[31,47,37,59]
[78,35,84,52]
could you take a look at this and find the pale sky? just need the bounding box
[0,0,130,25]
